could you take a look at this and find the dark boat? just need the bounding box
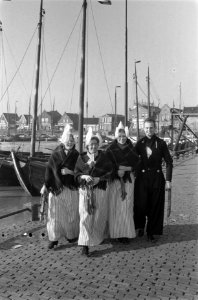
[0,149,49,188]
[0,153,19,186]
[11,151,47,196]
[0,150,29,186]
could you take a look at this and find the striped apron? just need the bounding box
[108,173,136,239]
[47,187,79,241]
[78,187,109,246]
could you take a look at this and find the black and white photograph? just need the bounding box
[0,0,197,299]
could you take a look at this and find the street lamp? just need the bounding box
[114,85,121,131]
[135,60,141,141]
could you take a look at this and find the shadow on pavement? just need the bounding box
[89,223,198,257]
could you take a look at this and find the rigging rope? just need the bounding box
[0,34,10,108]
[39,5,83,108]
[3,31,29,100]
[0,26,38,104]
[137,81,156,105]
[42,22,53,112]
[90,0,113,113]
[150,78,161,105]
[69,17,82,112]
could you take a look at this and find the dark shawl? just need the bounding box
[45,144,79,194]
[75,150,113,190]
[106,138,140,183]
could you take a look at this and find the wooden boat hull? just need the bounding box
[11,151,48,196]
[0,157,20,186]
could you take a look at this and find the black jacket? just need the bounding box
[134,135,173,182]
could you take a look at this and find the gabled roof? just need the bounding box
[66,113,79,130]
[84,117,99,125]
[19,114,32,122]
[3,113,19,124]
[47,110,62,123]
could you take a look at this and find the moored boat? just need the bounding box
[11,151,47,196]
[0,154,19,186]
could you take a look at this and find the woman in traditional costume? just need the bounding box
[75,128,112,256]
[40,124,79,249]
[106,122,140,244]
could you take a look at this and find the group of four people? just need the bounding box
[40,117,173,256]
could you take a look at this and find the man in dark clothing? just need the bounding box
[134,117,173,241]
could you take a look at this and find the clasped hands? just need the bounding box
[81,175,100,186]
[117,165,132,178]
[87,160,95,168]
[61,167,74,175]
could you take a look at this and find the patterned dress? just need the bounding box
[75,150,112,246]
[44,144,79,242]
[106,139,140,239]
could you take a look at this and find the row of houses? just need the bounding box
[0,104,198,136]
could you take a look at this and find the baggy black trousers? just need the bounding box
[134,170,165,235]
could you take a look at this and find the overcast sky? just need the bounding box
[0,0,197,118]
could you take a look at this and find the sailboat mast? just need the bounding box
[124,0,128,126]
[30,0,43,156]
[78,0,87,153]
[179,82,181,110]
[147,66,151,117]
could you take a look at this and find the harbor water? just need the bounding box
[0,140,58,154]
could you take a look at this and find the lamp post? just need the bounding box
[135,60,141,141]
[114,85,121,131]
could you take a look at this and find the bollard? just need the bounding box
[31,203,40,221]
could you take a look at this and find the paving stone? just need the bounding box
[0,156,198,299]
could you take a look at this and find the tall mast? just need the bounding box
[147,66,151,117]
[179,82,181,110]
[124,0,128,126]
[0,21,10,135]
[78,0,87,153]
[52,97,55,135]
[135,60,140,141]
[30,0,44,156]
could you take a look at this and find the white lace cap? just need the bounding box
[85,127,102,146]
[115,121,129,138]
[59,124,74,144]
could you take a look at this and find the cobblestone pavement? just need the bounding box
[0,155,198,300]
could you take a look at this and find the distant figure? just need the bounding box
[106,122,140,244]
[40,125,79,249]
[134,117,173,241]
[75,128,112,256]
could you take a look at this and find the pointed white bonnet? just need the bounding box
[85,127,102,146]
[115,121,129,138]
[59,123,74,144]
